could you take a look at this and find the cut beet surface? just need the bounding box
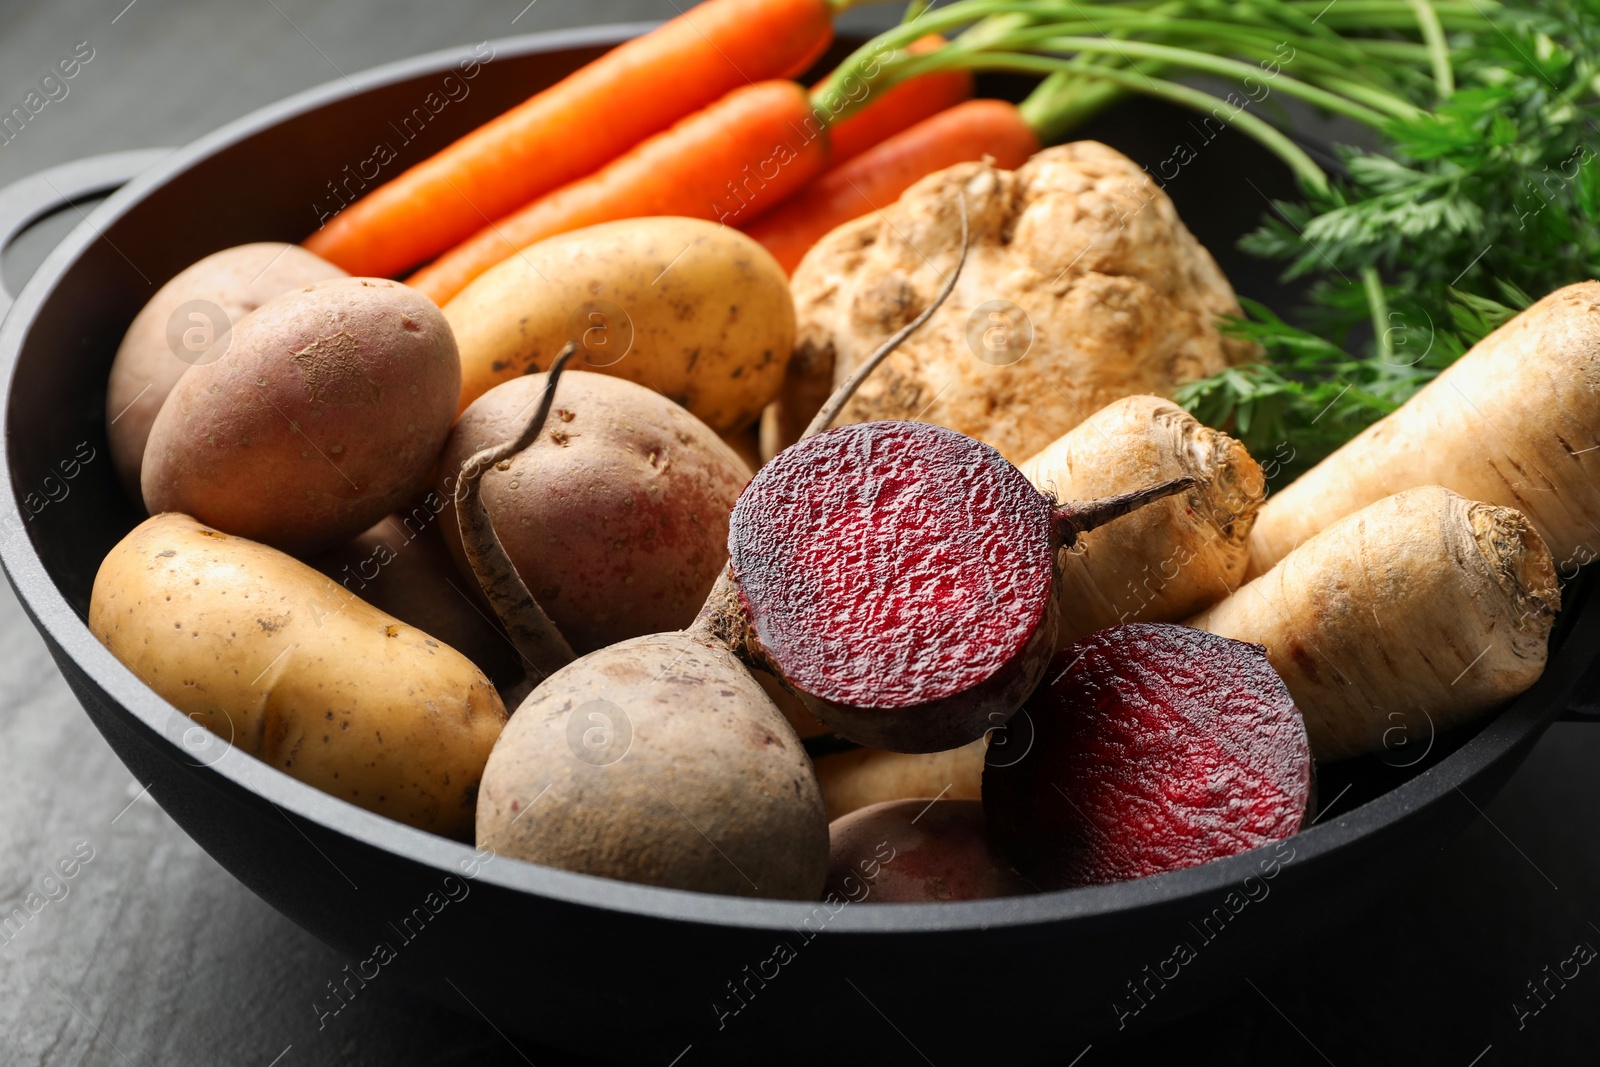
[984,623,1311,889]
[728,421,1060,753]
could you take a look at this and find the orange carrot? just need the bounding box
[744,99,1040,274]
[409,81,829,305]
[819,36,972,168]
[303,0,835,278]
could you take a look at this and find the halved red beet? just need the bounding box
[983,623,1311,889]
[728,421,1189,753]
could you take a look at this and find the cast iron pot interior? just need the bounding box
[1,25,1596,1066]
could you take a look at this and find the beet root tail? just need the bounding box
[1052,476,1196,547]
[455,341,580,680]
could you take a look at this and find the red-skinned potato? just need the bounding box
[105,243,346,497]
[438,370,750,654]
[824,799,1034,903]
[141,277,460,554]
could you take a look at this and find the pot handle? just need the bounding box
[0,148,172,322]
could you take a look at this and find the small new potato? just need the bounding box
[444,217,795,430]
[105,242,346,496]
[89,513,507,839]
[141,277,460,554]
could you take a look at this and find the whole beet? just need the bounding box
[825,799,1034,903]
[438,371,751,654]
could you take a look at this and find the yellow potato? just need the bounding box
[89,513,506,838]
[444,217,794,431]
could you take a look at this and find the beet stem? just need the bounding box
[801,192,970,440]
[455,342,579,679]
[691,565,747,653]
[1052,476,1197,547]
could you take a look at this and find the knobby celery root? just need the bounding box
[814,739,985,821]
[1020,395,1263,648]
[1192,486,1559,761]
[1248,282,1600,578]
[771,143,1250,462]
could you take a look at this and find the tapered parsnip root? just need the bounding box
[475,629,827,899]
[1249,282,1600,577]
[1021,395,1263,647]
[1192,486,1559,761]
[814,740,985,821]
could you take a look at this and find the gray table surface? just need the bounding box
[2,1,1598,1064]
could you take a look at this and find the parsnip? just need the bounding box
[814,740,985,821]
[1249,282,1600,577]
[1021,395,1263,647]
[1191,486,1559,761]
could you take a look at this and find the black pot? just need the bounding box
[1,25,1594,1067]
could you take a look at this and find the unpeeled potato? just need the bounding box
[89,513,506,839]
[444,217,794,431]
[105,243,346,497]
[141,277,460,554]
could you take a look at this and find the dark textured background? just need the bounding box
[1,1,1597,1064]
